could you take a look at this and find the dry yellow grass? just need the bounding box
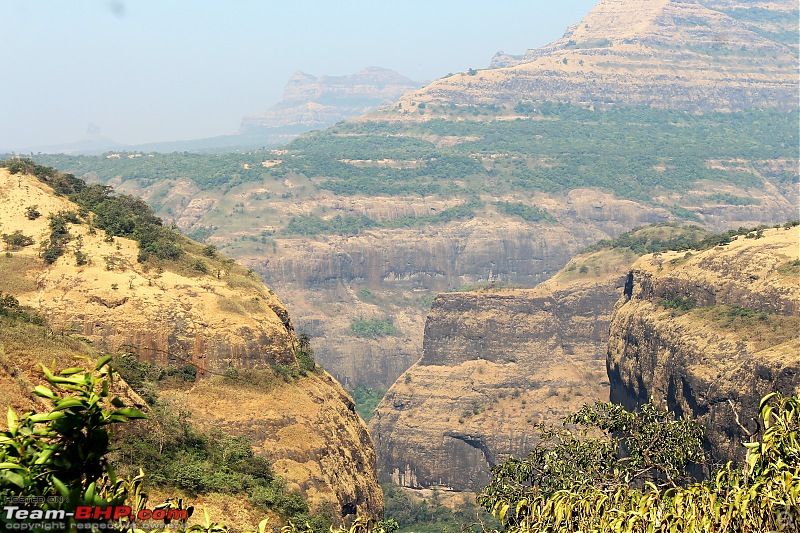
[0,168,384,519]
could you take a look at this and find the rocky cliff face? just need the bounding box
[241,67,421,131]
[250,191,676,389]
[607,226,800,463]
[400,0,797,112]
[0,168,383,520]
[369,246,636,490]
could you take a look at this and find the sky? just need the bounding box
[0,0,598,150]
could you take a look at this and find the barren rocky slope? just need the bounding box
[0,167,383,520]
[607,225,800,463]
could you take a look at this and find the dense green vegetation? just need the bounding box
[478,395,799,532]
[349,319,397,339]
[494,201,554,223]
[21,105,798,211]
[350,386,386,423]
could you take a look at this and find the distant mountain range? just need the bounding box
[10,67,422,155]
[240,67,423,131]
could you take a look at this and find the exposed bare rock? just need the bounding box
[369,246,637,490]
[607,226,800,463]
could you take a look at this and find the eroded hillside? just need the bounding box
[0,165,383,521]
[404,0,797,111]
[367,226,691,490]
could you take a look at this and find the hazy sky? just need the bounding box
[0,0,598,150]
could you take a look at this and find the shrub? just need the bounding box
[295,333,317,374]
[0,356,146,526]
[2,230,35,250]
[24,205,41,220]
[349,319,397,339]
[479,394,799,532]
[659,295,697,312]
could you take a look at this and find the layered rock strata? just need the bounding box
[370,250,633,490]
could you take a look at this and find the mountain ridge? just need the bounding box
[388,0,797,114]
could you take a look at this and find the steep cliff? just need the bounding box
[607,225,800,463]
[0,166,383,520]
[369,244,639,490]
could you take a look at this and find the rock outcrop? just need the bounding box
[607,226,800,463]
[369,246,637,490]
[0,167,383,520]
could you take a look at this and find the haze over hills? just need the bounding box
[10,67,421,155]
[240,67,423,132]
[19,0,800,397]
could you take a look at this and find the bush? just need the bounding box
[349,319,397,339]
[2,230,35,250]
[24,205,41,220]
[479,395,799,532]
[295,333,317,374]
[659,295,697,312]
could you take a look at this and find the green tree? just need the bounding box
[479,395,799,532]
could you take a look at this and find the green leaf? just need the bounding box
[113,408,147,420]
[52,476,70,497]
[53,398,86,411]
[33,447,56,465]
[0,462,24,469]
[6,407,18,432]
[33,385,58,400]
[759,392,779,412]
[1,470,25,488]
[95,355,113,371]
[29,411,66,423]
[59,367,85,376]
